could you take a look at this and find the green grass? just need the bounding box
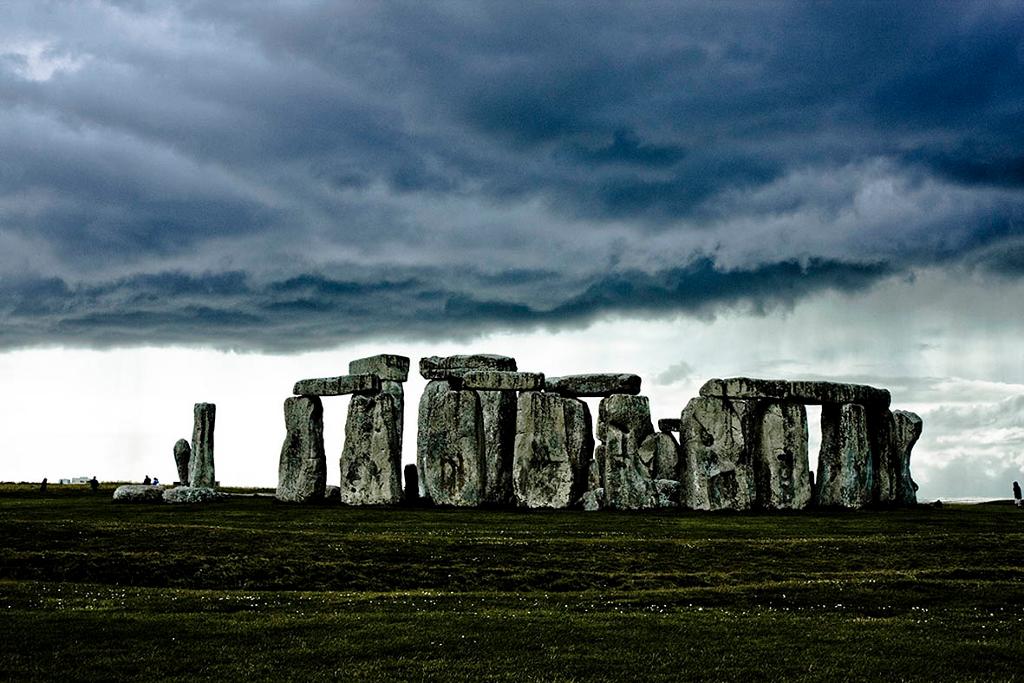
[1,485,1022,681]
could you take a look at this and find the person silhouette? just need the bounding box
[40,477,47,493]
[143,475,151,485]
[1013,481,1022,509]
[89,476,99,492]
[152,477,159,486]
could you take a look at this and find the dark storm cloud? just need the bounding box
[1,1,1022,350]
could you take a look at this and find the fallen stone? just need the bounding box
[679,396,757,511]
[478,389,517,504]
[163,486,225,504]
[461,371,545,391]
[417,380,485,506]
[893,410,923,505]
[189,403,216,488]
[348,354,411,382]
[699,378,890,408]
[276,396,327,503]
[598,395,656,510]
[546,374,641,397]
[513,391,593,508]
[653,479,682,508]
[641,431,680,481]
[340,392,403,505]
[657,419,681,433]
[403,464,419,502]
[581,488,604,511]
[419,354,517,380]
[816,403,873,508]
[112,485,164,503]
[755,402,811,510]
[173,438,191,485]
[293,374,380,397]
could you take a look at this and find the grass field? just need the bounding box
[1,485,1022,681]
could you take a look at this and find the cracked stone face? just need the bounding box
[755,402,811,510]
[276,396,326,503]
[417,380,485,506]
[679,396,756,511]
[816,402,873,508]
[340,392,403,505]
[513,391,593,508]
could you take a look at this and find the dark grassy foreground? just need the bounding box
[1,485,1022,681]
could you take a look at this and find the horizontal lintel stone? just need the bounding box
[657,418,681,433]
[699,377,890,408]
[545,373,641,397]
[348,354,411,382]
[293,374,380,397]
[419,354,517,380]
[460,370,545,391]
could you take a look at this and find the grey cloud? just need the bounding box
[1,1,1023,349]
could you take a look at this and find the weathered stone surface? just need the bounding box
[478,389,517,504]
[417,380,484,506]
[513,392,593,508]
[581,488,604,511]
[173,438,191,484]
[653,479,682,508]
[546,374,641,397]
[869,409,898,504]
[340,393,402,505]
[816,403,873,508]
[189,403,216,488]
[679,397,756,511]
[419,354,517,380]
[381,380,405,451]
[403,464,419,502]
[597,395,656,510]
[893,410,922,505]
[293,374,380,397]
[755,402,811,510]
[587,459,602,491]
[348,354,410,382]
[657,418,681,433]
[324,485,340,500]
[276,396,327,503]
[163,486,225,504]
[112,485,164,503]
[641,431,680,481]
[700,378,891,409]
[461,371,545,391]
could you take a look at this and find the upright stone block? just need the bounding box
[276,396,326,503]
[816,403,873,508]
[340,393,402,505]
[598,395,656,510]
[640,431,680,482]
[403,464,419,502]
[478,389,517,504]
[417,380,485,506]
[869,409,898,504]
[381,380,405,452]
[189,403,216,488]
[348,354,410,382]
[679,396,756,511]
[513,391,593,508]
[755,402,811,510]
[893,410,922,505]
[173,439,191,485]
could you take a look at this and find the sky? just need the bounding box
[1,1,1022,498]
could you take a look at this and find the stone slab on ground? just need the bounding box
[162,486,225,504]
[546,374,641,397]
[699,377,890,408]
[419,354,517,380]
[348,354,410,382]
[112,485,165,503]
[293,374,380,397]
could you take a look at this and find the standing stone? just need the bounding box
[478,389,517,504]
[276,396,327,503]
[869,409,898,504]
[173,439,191,485]
[641,431,680,482]
[893,410,923,505]
[816,403,873,508]
[417,380,485,506]
[381,380,405,452]
[755,403,811,510]
[403,464,419,503]
[679,396,756,511]
[513,391,593,508]
[340,393,402,505]
[189,403,216,488]
[598,395,656,510]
